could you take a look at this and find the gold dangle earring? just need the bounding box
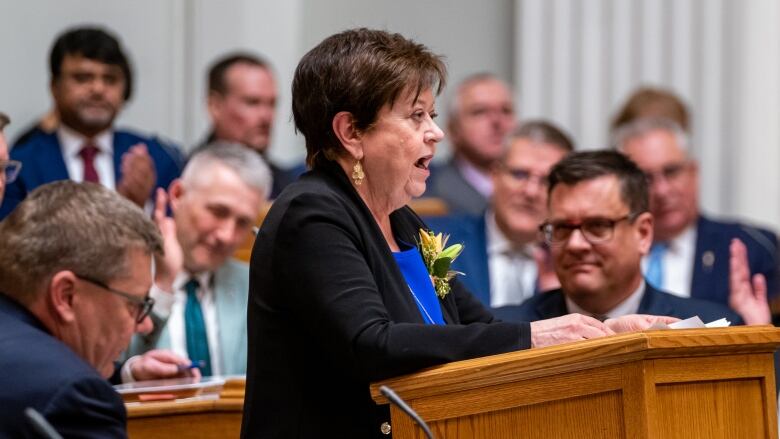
[352,160,365,186]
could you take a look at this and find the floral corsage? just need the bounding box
[418,229,464,299]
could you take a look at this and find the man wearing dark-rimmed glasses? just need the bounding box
[0,181,162,437]
[0,112,22,206]
[494,150,740,329]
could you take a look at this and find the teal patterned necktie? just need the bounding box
[184,278,212,376]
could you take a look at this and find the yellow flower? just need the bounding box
[417,229,465,298]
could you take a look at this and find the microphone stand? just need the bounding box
[379,385,435,439]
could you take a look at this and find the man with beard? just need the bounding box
[425,73,516,215]
[427,120,572,307]
[1,26,183,218]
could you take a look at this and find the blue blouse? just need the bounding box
[392,246,445,325]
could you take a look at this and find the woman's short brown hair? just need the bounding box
[292,28,447,169]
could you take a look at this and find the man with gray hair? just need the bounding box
[125,142,272,376]
[425,73,516,215]
[0,181,162,437]
[613,117,777,324]
[0,112,22,205]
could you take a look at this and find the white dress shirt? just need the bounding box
[150,271,223,376]
[486,211,538,307]
[57,125,115,189]
[641,226,697,298]
[566,281,646,319]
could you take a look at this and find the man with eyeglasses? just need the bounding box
[0,181,167,437]
[614,118,777,324]
[0,26,183,219]
[0,112,22,205]
[428,120,573,308]
[493,150,741,326]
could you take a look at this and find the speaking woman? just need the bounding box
[241,28,616,438]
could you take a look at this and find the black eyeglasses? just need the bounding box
[539,213,638,246]
[0,160,22,184]
[76,274,154,324]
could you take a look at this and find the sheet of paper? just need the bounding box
[648,316,731,330]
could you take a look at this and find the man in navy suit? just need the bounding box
[614,118,776,324]
[1,26,183,219]
[0,181,163,438]
[425,73,516,215]
[426,120,573,307]
[493,150,740,327]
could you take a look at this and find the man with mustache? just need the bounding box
[493,150,740,326]
[124,143,271,376]
[1,26,183,218]
[425,73,517,215]
[427,120,572,307]
[197,53,302,198]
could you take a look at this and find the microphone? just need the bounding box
[379,385,435,439]
[24,408,63,439]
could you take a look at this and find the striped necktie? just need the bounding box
[184,278,212,376]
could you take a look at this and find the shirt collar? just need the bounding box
[173,270,214,293]
[665,224,697,254]
[57,124,114,159]
[565,280,646,319]
[455,157,493,197]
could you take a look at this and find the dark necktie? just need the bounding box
[78,144,100,183]
[184,279,213,376]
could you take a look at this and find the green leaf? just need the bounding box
[432,257,452,278]
[440,243,463,260]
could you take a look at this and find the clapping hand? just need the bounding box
[117,143,156,208]
[729,238,771,325]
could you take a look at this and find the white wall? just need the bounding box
[1,0,777,227]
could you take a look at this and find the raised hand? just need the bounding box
[729,238,770,325]
[117,143,156,207]
[153,187,183,293]
[529,313,615,347]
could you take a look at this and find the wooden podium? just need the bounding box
[370,326,780,438]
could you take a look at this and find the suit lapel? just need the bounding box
[535,290,569,319]
[43,134,70,182]
[112,132,132,184]
[690,216,718,301]
[637,284,674,316]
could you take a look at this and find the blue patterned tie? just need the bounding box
[645,242,668,289]
[184,278,212,376]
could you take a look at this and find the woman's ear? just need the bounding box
[332,111,363,160]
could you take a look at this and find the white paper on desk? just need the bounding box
[648,316,731,330]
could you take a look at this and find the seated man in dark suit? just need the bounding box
[425,73,516,215]
[1,26,183,218]
[493,150,740,326]
[613,117,775,324]
[427,120,573,307]
[197,52,303,198]
[0,181,164,437]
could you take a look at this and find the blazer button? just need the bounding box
[380,421,392,435]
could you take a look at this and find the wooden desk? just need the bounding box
[127,379,244,439]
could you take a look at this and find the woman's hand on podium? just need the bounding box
[529,313,615,347]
